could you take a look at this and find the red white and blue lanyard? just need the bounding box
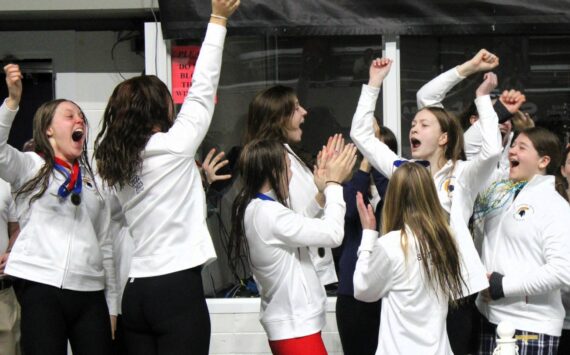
[54,157,82,205]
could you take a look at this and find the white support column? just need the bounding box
[382,36,402,154]
[144,21,171,87]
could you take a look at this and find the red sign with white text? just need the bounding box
[171,45,200,104]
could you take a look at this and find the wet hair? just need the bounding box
[378,125,398,154]
[94,75,175,188]
[424,107,466,163]
[229,139,289,278]
[381,162,465,303]
[244,85,297,144]
[15,99,96,205]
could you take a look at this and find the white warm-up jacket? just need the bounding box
[350,83,501,296]
[244,185,345,341]
[114,23,227,278]
[0,103,117,315]
[285,145,338,286]
[354,228,453,355]
[476,175,570,336]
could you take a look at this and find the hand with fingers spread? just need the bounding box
[356,191,376,231]
[3,63,23,110]
[324,144,358,185]
[201,148,231,186]
[368,57,393,89]
[475,72,498,97]
[210,0,240,26]
[499,89,526,114]
[457,49,500,77]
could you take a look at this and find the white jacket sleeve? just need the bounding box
[416,67,466,109]
[0,101,39,189]
[350,85,400,179]
[502,215,570,298]
[98,191,118,316]
[353,229,393,302]
[458,95,502,195]
[260,185,346,248]
[160,23,227,156]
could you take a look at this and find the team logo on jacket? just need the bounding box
[439,176,456,199]
[513,204,533,220]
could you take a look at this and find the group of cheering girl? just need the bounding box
[1,0,569,354]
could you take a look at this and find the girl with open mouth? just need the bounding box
[474,127,570,355]
[350,50,502,355]
[1,63,116,355]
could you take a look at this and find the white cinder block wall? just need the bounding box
[208,298,342,355]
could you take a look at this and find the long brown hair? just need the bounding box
[244,85,297,144]
[15,99,96,205]
[94,75,175,188]
[381,162,464,302]
[229,139,289,278]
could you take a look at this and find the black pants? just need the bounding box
[559,328,570,355]
[15,279,112,355]
[447,294,479,355]
[121,267,210,355]
[112,315,128,355]
[336,294,381,355]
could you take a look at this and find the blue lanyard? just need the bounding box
[54,162,83,205]
[255,193,275,201]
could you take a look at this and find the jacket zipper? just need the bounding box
[61,206,79,288]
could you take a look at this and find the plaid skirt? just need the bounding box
[478,316,560,355]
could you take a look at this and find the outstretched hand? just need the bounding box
[368,58,393,89]
[457,49,499,77]
[475,72,498,97]
[356,192,376,231]
[4,64,22,110]
[201,148,231,186]
[499,89,526,114]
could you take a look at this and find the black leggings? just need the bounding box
[336,294,381,355]
[15,279,112,355]
[446,294,479,355]
[121,267,210,355]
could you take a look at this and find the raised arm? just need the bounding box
[163,0,239,155]
[460,73,502,194]
[350,58,399,179]
[0,64,40,188]
[417,49,499,109]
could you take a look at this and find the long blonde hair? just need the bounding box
[381,163,464,302]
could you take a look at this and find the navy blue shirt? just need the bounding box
[336,169,389,296]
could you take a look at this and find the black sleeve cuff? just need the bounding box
[489,272,505,300]
[493,100,513,124]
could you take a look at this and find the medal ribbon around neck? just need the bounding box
[53,157,82,205]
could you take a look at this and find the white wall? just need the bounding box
[0,30,145,147]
